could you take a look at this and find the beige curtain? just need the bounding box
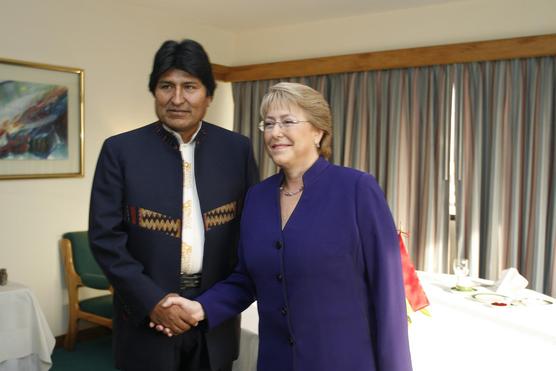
[454,57,556,295]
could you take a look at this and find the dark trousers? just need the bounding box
[119,328,232,371]
[118,287,233,371]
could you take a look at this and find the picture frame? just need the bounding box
[0,57,84,180]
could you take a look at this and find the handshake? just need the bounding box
[149,294,205,337]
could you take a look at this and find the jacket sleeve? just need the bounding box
[88,139,167,325]
[355,173,413,371]
[196,189,257,329]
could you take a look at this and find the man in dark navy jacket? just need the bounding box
[89,39,258,371]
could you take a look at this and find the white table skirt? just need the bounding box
[0,354,45,371]
[234,272,556,371]
[0,282,55,371]
[232,328,259,371]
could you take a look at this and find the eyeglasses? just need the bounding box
[258,119,310,132]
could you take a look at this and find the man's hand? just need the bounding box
[149,293,200,336]
[150,296,205,337]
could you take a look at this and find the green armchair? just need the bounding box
[60,231,113,350]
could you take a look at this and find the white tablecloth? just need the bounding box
[409,272,556,371]
[234,272,556,371]
[0,282,56,371]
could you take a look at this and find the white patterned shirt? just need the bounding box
[163,123,205,274]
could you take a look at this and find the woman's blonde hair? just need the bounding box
[260,82,333,159]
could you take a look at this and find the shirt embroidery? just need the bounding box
[126,206,181,239]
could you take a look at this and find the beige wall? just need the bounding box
[232,0,556,64]
[0,0,555,338]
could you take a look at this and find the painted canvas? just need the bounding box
[0,58,83,179]
[0,80,68,160]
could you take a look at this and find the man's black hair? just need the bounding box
[148,39,216,96]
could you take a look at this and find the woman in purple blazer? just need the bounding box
[162,82,412,371]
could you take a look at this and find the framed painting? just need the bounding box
[0,57,84,179]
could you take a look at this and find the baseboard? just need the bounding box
[55,326,112,348]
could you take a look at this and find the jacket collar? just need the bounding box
[273,156,330,189]
[153,121,208,150]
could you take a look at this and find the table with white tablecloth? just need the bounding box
[0,282,56,371]
[233,271,556,371]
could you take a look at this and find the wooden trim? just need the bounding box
[212,63,229,81]
[212,34,556,82]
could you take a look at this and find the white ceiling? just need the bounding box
[121,0,468,32]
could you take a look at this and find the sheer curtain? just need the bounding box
[233,66,453,272]
[453,57,556,295]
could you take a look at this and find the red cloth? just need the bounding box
[399,232,430,312]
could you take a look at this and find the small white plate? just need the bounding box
[471,293,512,306]
[451,285,477,293]
[519,297,554,306]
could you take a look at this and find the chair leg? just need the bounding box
[64,313,78,351]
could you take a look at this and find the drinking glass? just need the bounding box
[452,258,470,289]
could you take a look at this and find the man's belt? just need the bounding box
[180,272,202,289]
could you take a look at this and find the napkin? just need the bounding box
[494,267,528,296]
